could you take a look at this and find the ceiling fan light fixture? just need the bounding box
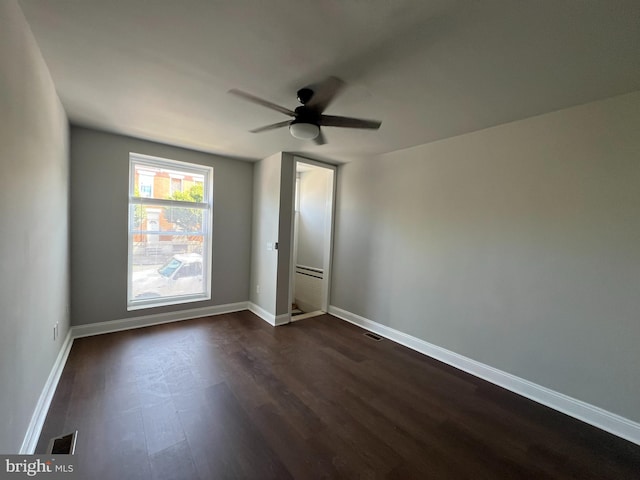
[289,122,319,140]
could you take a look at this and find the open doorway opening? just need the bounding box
[289,158,335,320]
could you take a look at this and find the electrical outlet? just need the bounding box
[53,321,59,341]
[256,284,261,294]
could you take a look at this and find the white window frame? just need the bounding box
[127,152,213,310]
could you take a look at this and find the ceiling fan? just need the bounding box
[228,77,381,145]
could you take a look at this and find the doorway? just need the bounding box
[289,158,336,320]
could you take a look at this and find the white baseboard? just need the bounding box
[247,302,274,324]
[72,302,248,338]
[291,310,325,322]
[247,302,290,326]
[20,329,74,454]
[328,305,640,446]
[274,313,291,326]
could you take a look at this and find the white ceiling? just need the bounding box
[18,0,640,163]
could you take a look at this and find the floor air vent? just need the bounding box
[363,332,383,341]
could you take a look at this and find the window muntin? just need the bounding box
[127,153,213,310]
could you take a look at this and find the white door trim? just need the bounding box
[289,156,337,316]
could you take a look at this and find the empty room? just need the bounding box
[1,0,639,478]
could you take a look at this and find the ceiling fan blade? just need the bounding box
[320,115,381,129]
[306,76,345,114]
[249,120,291,133]
[313,130,327,145]
[228,89,295,117]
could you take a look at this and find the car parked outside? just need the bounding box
[132,253,203,299]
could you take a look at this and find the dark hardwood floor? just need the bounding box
[37,312,640,479]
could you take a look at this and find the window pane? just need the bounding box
[130,203,206,277]
[131,205,207,234]
[132,164,204,202]
[128,154,212,310]
[131,250,205,301]
[163,205,206,234]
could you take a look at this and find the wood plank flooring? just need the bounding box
[36,312,640,479]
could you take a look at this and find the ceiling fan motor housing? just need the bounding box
[296,87,314,105]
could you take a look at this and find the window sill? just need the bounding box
[127,293,211,311]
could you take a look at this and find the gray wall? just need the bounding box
[249,152,294,317]
[0,1,70,453]
[70,127,252,325]
[249,153,282,315]
[331,91,640,422]
[276,153,294,316]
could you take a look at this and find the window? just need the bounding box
[128,153,213,310]
[138,172,154,198]
[170,176,183,195]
